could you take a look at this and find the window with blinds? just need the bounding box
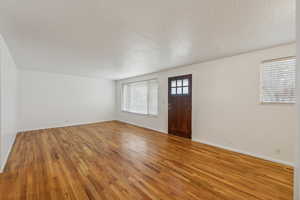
[122,79,158,115]
[261,57,296,103]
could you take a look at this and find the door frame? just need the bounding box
[167,74,192,139]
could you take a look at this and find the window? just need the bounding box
[171,78,189,95]
[261,57,296,103]
[122,80,158,115]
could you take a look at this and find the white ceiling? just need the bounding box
[0,0,295,80]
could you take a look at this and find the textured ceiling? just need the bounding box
[0,0,295,79]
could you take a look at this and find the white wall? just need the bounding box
[0,35,19,172]
[19,70,115,131]
[294,3,299,199]
[116,44,297,165]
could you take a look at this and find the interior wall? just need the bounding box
[294,3,299,199]
[116,43,297,165]
[19,70,115,131]
[0,35,19,172]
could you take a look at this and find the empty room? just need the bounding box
[0,0,299,199]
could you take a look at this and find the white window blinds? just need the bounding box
[148,80,159,115]
[122,80,158,115]
[261,57,296,103]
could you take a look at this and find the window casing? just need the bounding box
[122,79,158,115]
[261,57,296,103]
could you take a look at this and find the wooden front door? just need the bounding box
[168,74,192,138]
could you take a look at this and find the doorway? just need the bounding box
[168,74,192,139]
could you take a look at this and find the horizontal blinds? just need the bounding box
[261,58,296,103]
[148,80,159,115]
[129,81,148,114]
[122,80,158,115]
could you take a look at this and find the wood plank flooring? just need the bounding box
[0,121,293,200]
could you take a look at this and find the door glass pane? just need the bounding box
[171,88,176,95]
[177,87,182,94]
[177,80,182,87]
[171,80,176,87]
[183,87,189,94]
[183,79,189,86]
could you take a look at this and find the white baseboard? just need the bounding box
[18,119,114,132]
[116,120,294,167]
[1,120,113,173]
[13,120,294,171]
[0,134,17,173]
[117,120,168,134]
[194,139,294,167]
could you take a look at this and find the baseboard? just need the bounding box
[194,139,294,167]
[116,120,294,167]
[18,119,114,132]
[116,120,168,134]
[15,120,294,169]
[0,134,17,173]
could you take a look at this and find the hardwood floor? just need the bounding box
[0,121,293,200]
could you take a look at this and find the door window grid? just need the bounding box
[171,79,189,95]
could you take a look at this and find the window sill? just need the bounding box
[260,101,295,104]
[121,110,158,117]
